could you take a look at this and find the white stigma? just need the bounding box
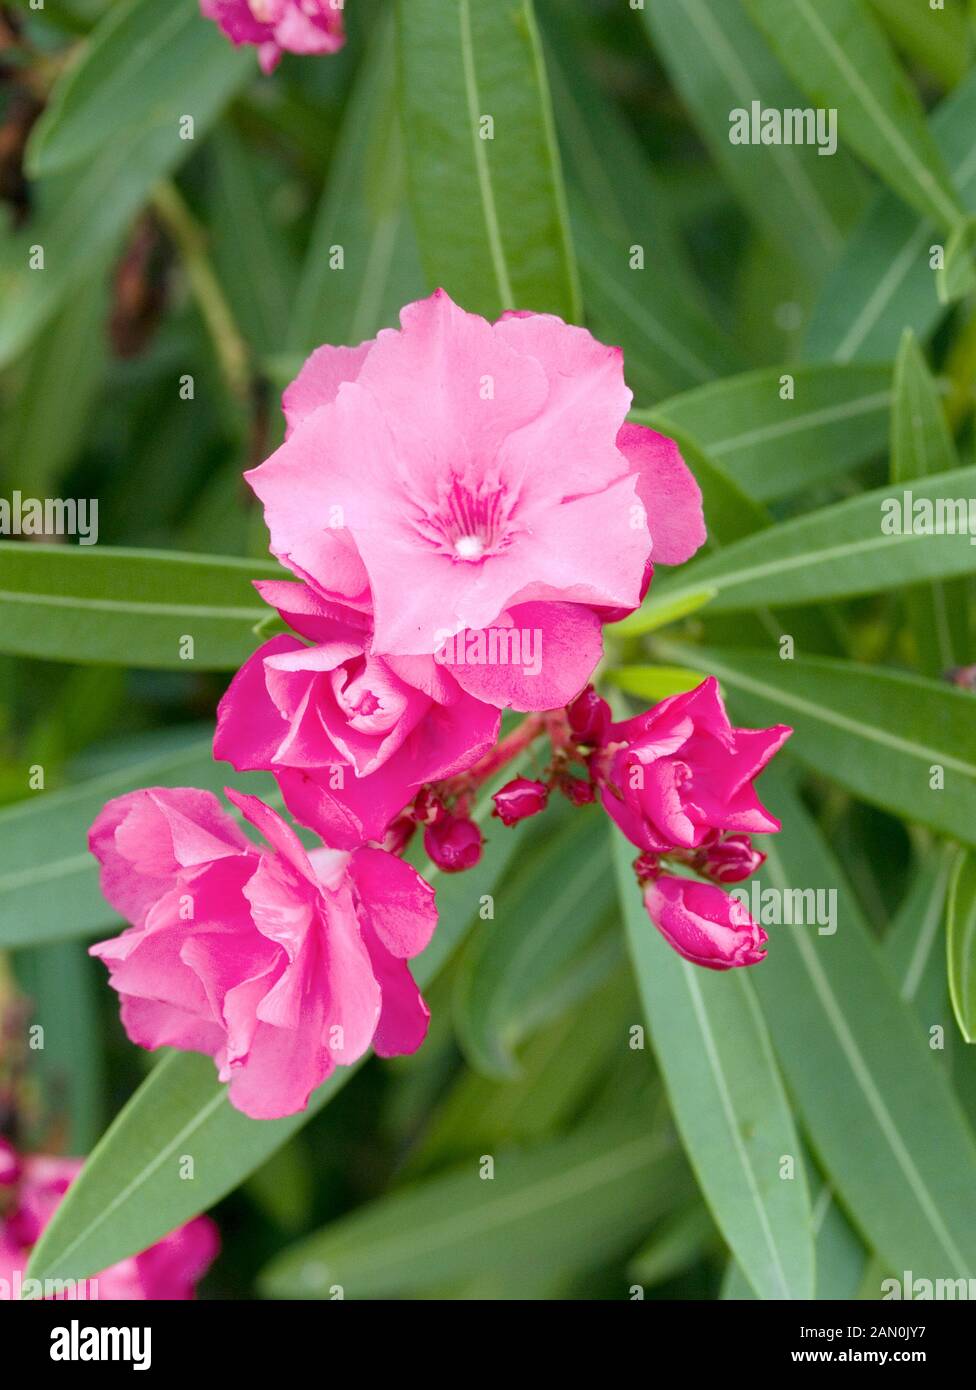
[453,534,485,561]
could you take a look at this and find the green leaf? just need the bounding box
[751,768,976,1281]
[259,1118,683,1298]
[453,805,617,1079]
[0,544,279,670]
[640,0,869,283]
[636,644,976,846]
[25,775,529,1285]
[0,270,109,494]
[606,665,713,703]
[570,199,742,399]
[867,0,971,90]
[289,9,424,351]
[890,330,969,673]
[936,215,976,304]
[804,68,976,361]
[28,0,228,177]
[948,848,976,1043]
[14,941,105,1153]
[396,0,580,320]
[0,10,253,368]
[639,363,892,502]
[886,842,957,1012]
[620,464,976,629]
[612,827,815,1301]
[744,0,964,229]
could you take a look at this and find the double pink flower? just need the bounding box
[199,0,345,74]
[88,290,788,1118]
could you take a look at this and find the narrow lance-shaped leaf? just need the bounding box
[744,0,964,229]
[890,330,969,674]
[637,363,892,503]
[396,0,580,320]
[948,849,976,1045]
[259,1118,683,1299]
[453,805,617,1079]
[0,544,279,670]
[804,68,976,362]
[0,4,253,367]
[289,8,424,352]
[612,826,815,1301]
[640,0,869,285]
[749,767,976,1284]
[620,464,976,630]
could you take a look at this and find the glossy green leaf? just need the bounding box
[28,0,226,177]
[937,215,976,304]
[805,69,976,361]
[0,544,278,669]
[634,645,976,846]
[639,363,892,502]
[454,806,617,1079]
[621,465,976,628]
[890,330,969,673]
[948,848,976,1043]
[750,768,976,1281]
[613,827,814,1300]
[0,14,252,368]
[25,776,529,1285]
[745,0,963,229]
[886,842,957,1013]
[259,1118,683,1298]
[396,0,580,320]
[641,0,869,282]
[867,0,971,88]
[289,10,424,351]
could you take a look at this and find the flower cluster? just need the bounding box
[89,290,790,1118]
[0,1138,217,1299]
[200,0,345,74]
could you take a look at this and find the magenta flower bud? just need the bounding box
[492,777,549,826]
[424,813,483,873]
[567,686,612,746]
[697,832,766,884]
[560,775,595,807]
[643,875,767,971]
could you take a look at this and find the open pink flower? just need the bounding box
[214,580,499,847]
[643,875,768,971]
[88,786,436,1120]
[199,0,345,74]
[0,1144,218,1299]
[597,677,791,854]
[245,290,704,709]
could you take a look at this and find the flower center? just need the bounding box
[416,475,516,563]
[247,0,275,21]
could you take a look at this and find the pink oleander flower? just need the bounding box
[214,580,500,848]
[88,786,436,1120]
[643,875,768,971]
[596,677,791,854]
[0,1142,218,1299]
[245,290,705,711]
[200,0,345,75]
[491,776,548,826]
